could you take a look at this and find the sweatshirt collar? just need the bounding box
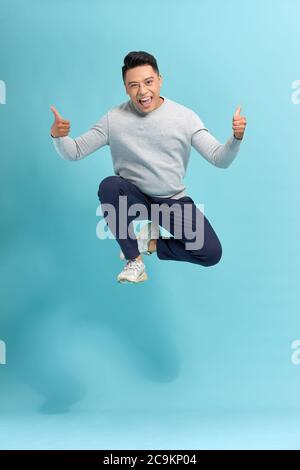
[129,96,166,116]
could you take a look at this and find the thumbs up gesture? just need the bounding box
[232,105,247,140]
[50,105,71,138]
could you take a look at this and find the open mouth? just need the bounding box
[139,96,152,107]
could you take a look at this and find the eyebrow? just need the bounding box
[127,76,155,85]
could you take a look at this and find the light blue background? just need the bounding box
[1,0,300,450]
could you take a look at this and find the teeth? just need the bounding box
[140,97,151,102]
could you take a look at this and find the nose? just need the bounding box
[138,83,148,95]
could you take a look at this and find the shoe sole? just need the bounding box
[117,271,148,284]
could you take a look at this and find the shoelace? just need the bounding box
[123,260,143,273]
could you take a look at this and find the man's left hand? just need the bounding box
[232,105,247,140]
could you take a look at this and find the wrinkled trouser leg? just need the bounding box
[151,195,222,267]
[98,176,151,260]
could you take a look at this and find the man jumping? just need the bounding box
[50,50,247,283]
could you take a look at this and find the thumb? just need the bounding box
[234,105,242,118]
[50,105,62,120]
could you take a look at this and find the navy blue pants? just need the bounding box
[97,176,222,267]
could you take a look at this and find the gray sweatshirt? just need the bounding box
[52,95,242,199]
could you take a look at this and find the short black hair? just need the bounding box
[122,51,160,83]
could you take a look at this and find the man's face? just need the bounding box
[124,65,163,113]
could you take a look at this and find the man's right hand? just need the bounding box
[50,105,71,137]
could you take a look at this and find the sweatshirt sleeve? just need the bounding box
[189,111,242,169]
[52,113,109,161]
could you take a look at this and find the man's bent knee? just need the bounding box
[190,240,222,267]
[97,175,123,200]
[206,242,222,266]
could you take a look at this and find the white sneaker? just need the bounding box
[117,259,148,283]
[119,222,160,260]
